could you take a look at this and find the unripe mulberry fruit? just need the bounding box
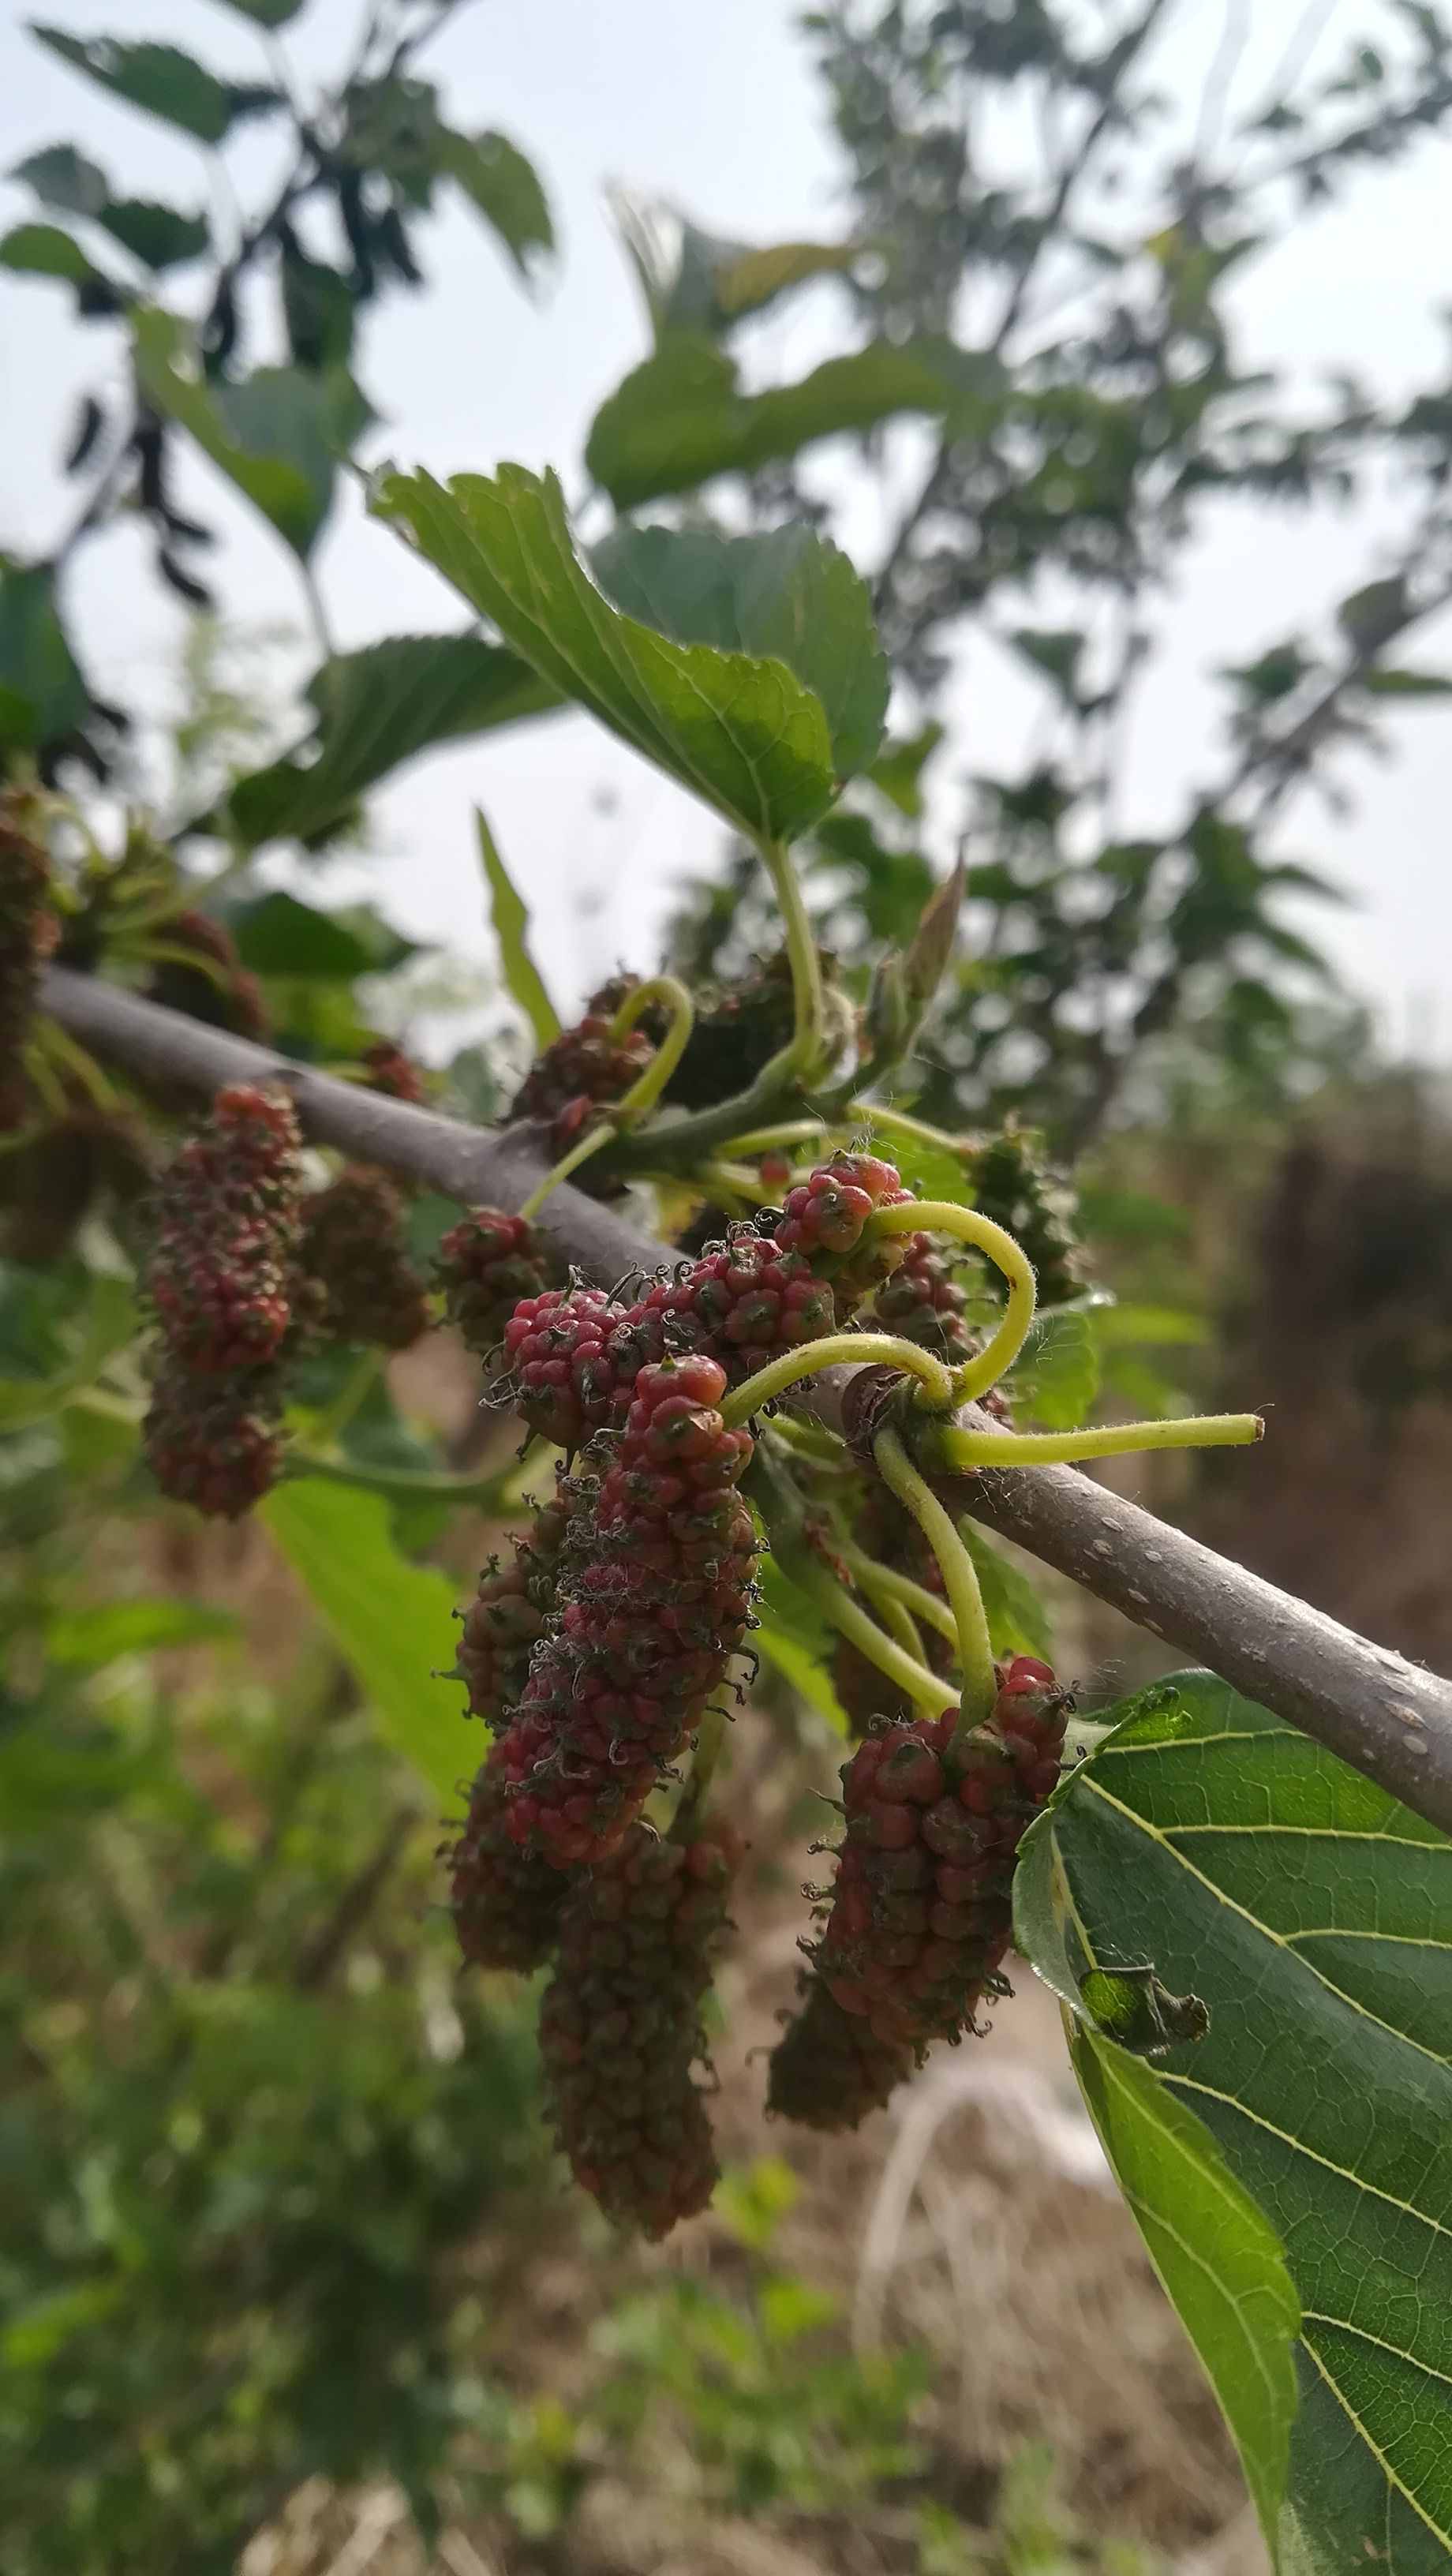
[300,1166,430,1350]
[454,1483,571,1728]
[508,975,659,1144]
[143,1354,284,1518]
[146,909,269,1044]
[436,1208,550,1361]
[147,1084,304,1374]
[868,1230,976,1363]
[766,1979,911,2132]
[360,1038,427,1103]
[970,1125,1083,1309]
[803,1657,1070,2062]
[0,796,58,1135]
[537,1822,739,2237]
[775,1151,915,1312]
[493,1356,758,1867]
[449,1742,571,1972]
[503,1282,630,1448]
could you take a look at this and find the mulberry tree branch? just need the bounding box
[40,964,1452,1834]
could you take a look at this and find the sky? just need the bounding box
[2,0,1450,1054]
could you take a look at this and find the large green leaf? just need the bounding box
[28,28,279,143]
[224,633,559,847]
[1016,1674,1452,2570]
[134,310,368,561]
[435,127,553,277]
[477,810,559,1048]
[586,334,1003,511]
[226,890,416,979]
[593,521,886,784]
[260,1481,474,1807]
[374,463,841,841]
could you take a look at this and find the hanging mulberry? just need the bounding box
[492,1357,758,1867]
[436,1208,550,1361]
[801,1657,1070,2062]
[360,1038,427,1103]
[147,1084,304,1374]
[970,1125,1083,1309]
[143,1353,285,1518]
[503,1282,633,1447]
[448,1742,571,1972]
[300,1166,431,1350]
[508,974,660,1147]
[146,909,269,1043]
[0,797,58,1135]
[537,1822,739,2237]
[454,1482,571,1728]
[766,1979,911,2132]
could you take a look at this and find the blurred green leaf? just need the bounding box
[260,1480,473,1804]
[134,311,369,560]
[375,463,840,841]
[1361,666,1452,698]
[0,561,89,752]
[9,142,110,217]
[1005,1308,1099,1428]
[224,633,559,848]
[210,0,304,24]
[228,890,417,979]
[754,1559,850,1734]
[960,1525,1053,1661]
[592,519,888,783]
[95,198,208,271]
[1090,1304,1207,1350]
[0,221,110,286]
[867,722,945,819]
[46,1598,240,1666]
[586,333,1002,511]
[29,27,280,144]
[435,127,553,277]
[477,810,559,1048]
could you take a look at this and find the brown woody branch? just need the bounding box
[41,964,1452,1833]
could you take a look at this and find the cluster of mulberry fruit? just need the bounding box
[0,799,58,1134]
[508,973,660,1157]
[299,1166,431,1351]
[538,1822,739,2238]
[768,1655,1069,2125]
[452,1481,571,1728]
[488,1355,758,1868]
[142,1084,305,1517]
[970,1125,1083,1309]
[436,1208,550,1360]
[146,909,269,1045]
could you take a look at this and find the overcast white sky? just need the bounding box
[2,0,1450,1052]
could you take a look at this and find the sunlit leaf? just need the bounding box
[477,810,559,1048]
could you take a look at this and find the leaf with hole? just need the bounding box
[373,462,842,841]
[223,633,559,847]
[1015,1672,1452,2570]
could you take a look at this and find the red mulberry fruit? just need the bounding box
[300,1166,431,1350]
[509,975,659,1144]
[449,1742,571,1972]
[147,1084,304,1374]
[360,1038,427,1103]
[436,1208,550,1361]
[503,1282,631,1448]
[775,1151,915,1311]
[143,1354,284,1519]
[454,1483,571,1728]
[766,1979,911,2132]
[537,1822,739,2237]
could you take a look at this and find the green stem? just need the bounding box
[282,1448,554,1509]
[932,1411,1264,1471]
[873,1426,997,1735]
[866,1199,1037,1401]
[840,1543,958,1650]
[518,1122,614,1219]
[311,1350,381,1446]
[758,835,826,1081]
[715,1119,829,1156]
[850,1103,975,1161]
[785,1544,950,1713]
[720,1331,957,1429]
[877,1590,929,1668]
[606,975,694,1126]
